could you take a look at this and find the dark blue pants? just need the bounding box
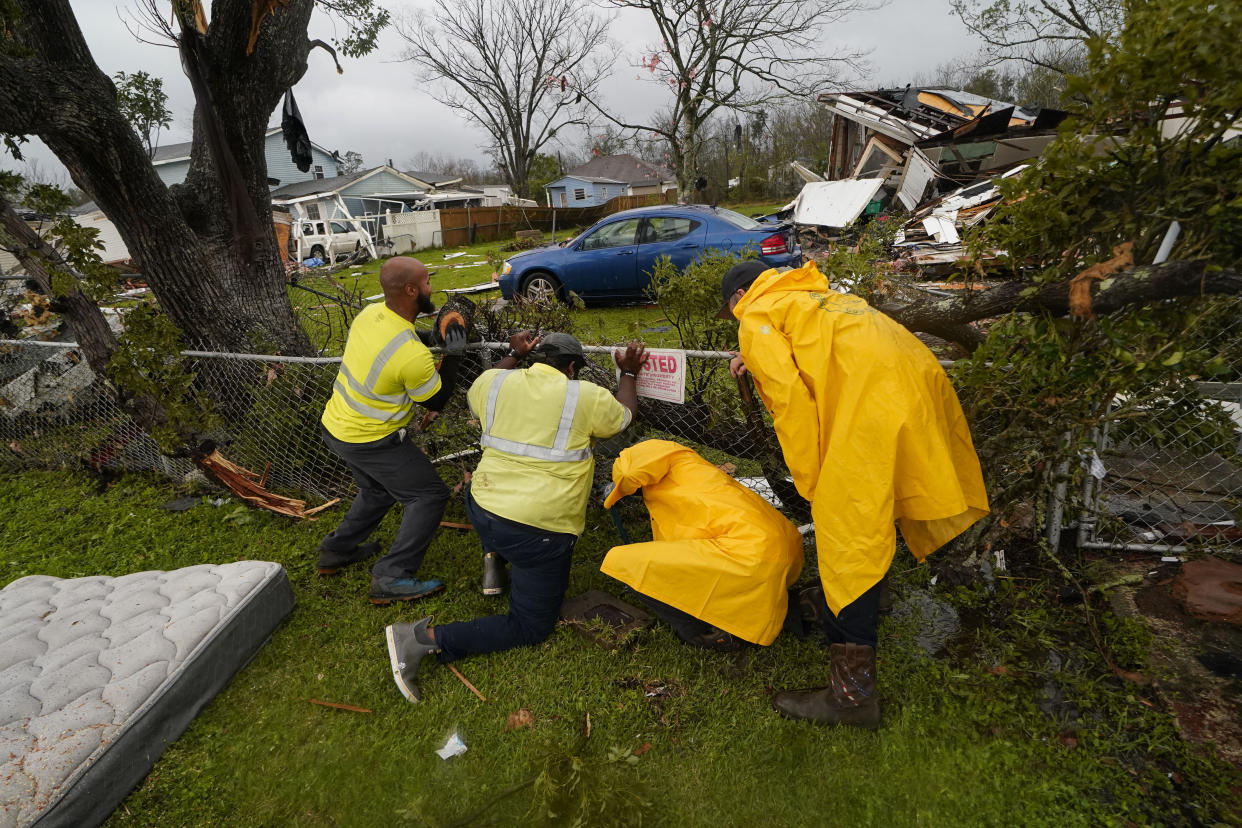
[806,580,882,647]
[435,494,576,663]
[320,426,449,579]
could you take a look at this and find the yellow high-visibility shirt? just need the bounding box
[467,362,631,536]
[321,303,441,443]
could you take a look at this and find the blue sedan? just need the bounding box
[497,204,801,304]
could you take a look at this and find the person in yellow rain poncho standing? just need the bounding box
[600,440,804,651]
[718,259,990,729]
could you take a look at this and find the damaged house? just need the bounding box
[782,87,1069,272]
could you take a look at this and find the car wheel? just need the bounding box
[521,272,562,304]
[310,244,327,263]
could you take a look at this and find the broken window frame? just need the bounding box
[852,135,906,180]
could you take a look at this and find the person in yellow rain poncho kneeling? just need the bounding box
[601,440,804,652]
[718,259,990,730]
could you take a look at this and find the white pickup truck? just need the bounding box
[293,219,374,264]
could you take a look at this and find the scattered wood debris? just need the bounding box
[309,698,372,713]
[194,449,339,518]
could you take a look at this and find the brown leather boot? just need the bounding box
[772,643,880,729]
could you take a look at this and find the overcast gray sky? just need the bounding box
[4,0,977,182]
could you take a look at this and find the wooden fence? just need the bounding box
[436,190,679,248]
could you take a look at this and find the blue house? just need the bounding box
[151,127,339,189]
[544,154,677,207]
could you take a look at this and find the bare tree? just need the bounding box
[950,0,1123,74]
[580,0,871,194]
[405,150,501,183]
[398,0,610,198]
[336,149,365,175]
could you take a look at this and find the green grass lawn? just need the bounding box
[288,196,796,353]
[3,469,1238,827]
[289,236,684,353]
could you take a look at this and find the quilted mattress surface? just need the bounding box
[0,561,294,828]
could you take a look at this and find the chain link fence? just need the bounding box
[0,337,803,515]
[5,302,1240,551]
[1066,296,1242,554]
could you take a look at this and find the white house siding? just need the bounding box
[383,211,442,253]
[155,159,190,187]
[73,212,131,264]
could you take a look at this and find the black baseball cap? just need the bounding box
[533,332,587,370]
[716,260,770,319]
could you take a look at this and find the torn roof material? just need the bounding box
[791,179,886,228]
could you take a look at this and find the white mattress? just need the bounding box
[0,561,295,828]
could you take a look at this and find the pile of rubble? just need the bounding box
[782,87,1069,276]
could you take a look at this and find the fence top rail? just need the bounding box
[3,338,962,368]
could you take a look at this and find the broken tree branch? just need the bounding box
[881,260,1242,352]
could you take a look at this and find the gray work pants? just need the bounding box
[320,426,450,579]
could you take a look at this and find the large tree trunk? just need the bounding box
[0,0,314,356]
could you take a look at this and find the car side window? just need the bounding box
[330,221,349,234]
[301,223,314,235]
[579,219,640,251]
[642,217,700,244]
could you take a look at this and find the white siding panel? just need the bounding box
[73,213,132,264]
[155,160,190,187]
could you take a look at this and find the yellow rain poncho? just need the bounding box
[601,440,804,645]
[733,261,989,614]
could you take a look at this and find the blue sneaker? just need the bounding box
[369,576,445,605]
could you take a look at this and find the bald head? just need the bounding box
[380,257,434,321]
[381,256,429,296]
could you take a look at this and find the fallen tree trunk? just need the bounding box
[881,261,1242,352]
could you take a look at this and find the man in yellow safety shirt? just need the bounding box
[718,258,990,729]
[318,256,468,605]
[383,333,648,702]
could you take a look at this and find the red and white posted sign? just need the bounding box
[617,348,686,404]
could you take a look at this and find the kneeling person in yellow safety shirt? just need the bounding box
[600,440,804,652]
[383,333,648,702]
[318,257,468,605]
[718,259,990,729]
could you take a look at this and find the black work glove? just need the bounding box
[443,323,467,356]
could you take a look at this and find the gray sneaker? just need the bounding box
[385,617,438,703]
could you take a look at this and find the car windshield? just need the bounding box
[713,207,763,230]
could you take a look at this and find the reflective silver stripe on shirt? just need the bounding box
[553,381,581,451]
[482,370,516,433]
[479,433,592,462]
[364,329,417,390]
[407,371,441,401]
[480,370,589,463]
[338,361,408,405]
[333,378,411,423]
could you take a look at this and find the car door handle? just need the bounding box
[618,249,634,255]
[677,243,699,248]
